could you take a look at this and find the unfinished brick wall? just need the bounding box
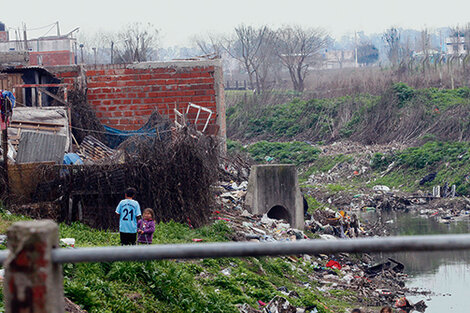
[84,60,225,138]
[49,66,81,87]
[49,60,225,140]
[30,51,75,66]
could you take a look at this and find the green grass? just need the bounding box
[227,95,377,140]
[247,141,321,166]
[368,141,470,194]
[0,213,358,313]
[304,195,327,213]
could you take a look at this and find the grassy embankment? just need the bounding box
[228,139,470,201]
[227,84,470,144]
[227,84,470,200]
[0,211,358,313]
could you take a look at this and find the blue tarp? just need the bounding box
[64,153,84,165]
[104,125,157,148]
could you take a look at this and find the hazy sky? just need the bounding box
[3,0,470,46]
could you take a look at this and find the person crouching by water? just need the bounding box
[116,187,142,245]
[137,208,156,244]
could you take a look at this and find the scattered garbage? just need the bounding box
[60,238,76,248]
[373,185,391,193]
[263,296,296,313]
[0,235,7,245]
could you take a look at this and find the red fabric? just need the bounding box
[325,260,342,270]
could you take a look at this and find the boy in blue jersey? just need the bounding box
[116,187,142,245]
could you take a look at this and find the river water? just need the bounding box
[360,210,470,313]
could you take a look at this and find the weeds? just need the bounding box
[368,141,470,194]
[0,213,344,312]
[227,85,470,145]
[247,141,321,166]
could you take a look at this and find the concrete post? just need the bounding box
[4,220,64,313]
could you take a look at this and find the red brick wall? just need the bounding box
[30,51,74,66]
[0,31,7,41]
[85,64,219,133]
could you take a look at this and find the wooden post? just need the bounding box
[1,120,8,201]
[3,220,65,313]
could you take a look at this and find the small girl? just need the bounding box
[137,208,156,244]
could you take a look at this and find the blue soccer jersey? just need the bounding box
[115,199,141,233]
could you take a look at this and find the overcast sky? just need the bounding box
[3,0,470,47]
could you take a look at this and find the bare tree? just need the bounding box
[193,33,224,57]
[419,28,432,73]
[273,25,328,92]
[114,22,159,63]
[383,27,401,67]
[223,24,274,93]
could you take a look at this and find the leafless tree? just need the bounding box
[114,22,159,63]
[193,33,224,57]
[419,28,432,73]
[223,24,275,93]
[383,27,401,67]
[273,25,328,92]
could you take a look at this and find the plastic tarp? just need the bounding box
[104,125,157,149]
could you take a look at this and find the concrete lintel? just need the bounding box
[44,65,80,73]
[127,59,222,70]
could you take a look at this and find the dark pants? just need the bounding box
[120,232,137,245]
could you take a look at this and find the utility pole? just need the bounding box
[92,47,97,65]
[79,44,84,63]
[111,41,114,64]
[23,23,28,51]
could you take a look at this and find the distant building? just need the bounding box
[0,22,77,66]
[323,50,356,69]
[445,36,467,55]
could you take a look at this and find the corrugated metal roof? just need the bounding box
[8,107,71,151]
[16,131,67,164]
[77,135,115,162]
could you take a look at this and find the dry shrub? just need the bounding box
[0,167,6,203]
[8,202,61,220]
[350,88,470,144]
[68,87,107,143]
[33,127,221,229]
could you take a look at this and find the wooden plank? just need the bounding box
[10,120,64,127]
[9,124,62,132]
[38,87,69,106]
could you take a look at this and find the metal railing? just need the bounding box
[4,220,470,313]
[2,233,470,264]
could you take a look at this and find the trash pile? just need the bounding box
[305,141,406,186]
[213,177,430,312]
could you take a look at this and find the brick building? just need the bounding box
[50,59,226,140]
[0,22,76,67]
[0,36,76,66]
